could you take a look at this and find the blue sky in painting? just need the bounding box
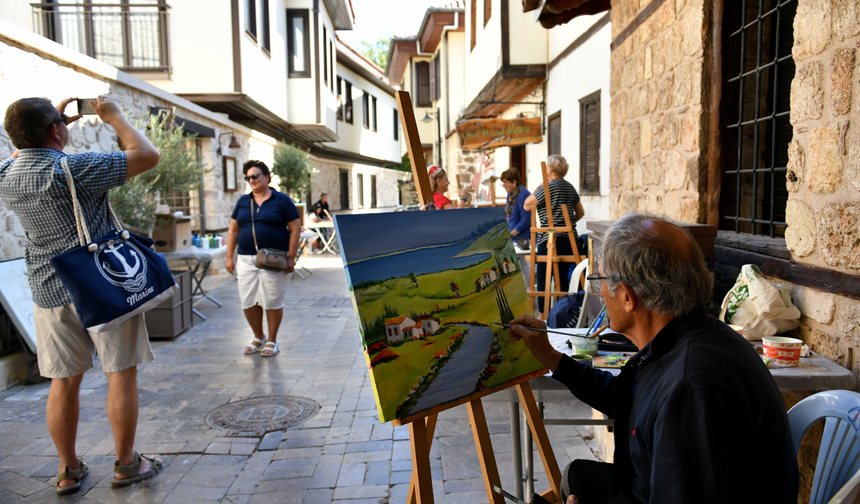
[334,207,507,263]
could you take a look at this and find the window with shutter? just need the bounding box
[362,93,370,129]
[429,58,437,104]
[470,0,476,51]
[579,91,600,195]
[371,175,377,208]
[416,62,431,107]
[372,97,377,132]
[484,0,491,26]
[548,111,561,156]
[393,109,399,141]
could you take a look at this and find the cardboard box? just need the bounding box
[152,214,192,252]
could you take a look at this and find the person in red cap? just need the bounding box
[428,165,467,209]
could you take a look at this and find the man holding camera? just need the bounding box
[0,96,163,493]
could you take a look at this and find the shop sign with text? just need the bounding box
[456,117,542,150]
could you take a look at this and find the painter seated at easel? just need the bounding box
[428,165,468,209]
[508,213,799,504]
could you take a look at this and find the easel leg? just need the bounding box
[467,400,505,504]
[517,383,562,504]
[408,413,437,504]
[409,418,435,504]
[542,233,555,319]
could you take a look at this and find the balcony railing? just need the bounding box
[31,2,170,73]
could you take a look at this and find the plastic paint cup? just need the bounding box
[570,337,598,356]
[762,336,802,367]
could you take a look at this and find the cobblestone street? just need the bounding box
[0,256,598,504]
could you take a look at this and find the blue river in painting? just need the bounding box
[346,241,491,285]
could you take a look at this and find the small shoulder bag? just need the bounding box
[251,196,290,271]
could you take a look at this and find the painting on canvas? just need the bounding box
[334,207,545,423]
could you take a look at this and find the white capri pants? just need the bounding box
[236,254,292,310]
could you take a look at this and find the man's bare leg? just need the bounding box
[105,366,153,478]
[48,374,83,488]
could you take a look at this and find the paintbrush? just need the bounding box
[493,322,595,339]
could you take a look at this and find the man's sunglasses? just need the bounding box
[244,173,265,182]
[46,114,70,130]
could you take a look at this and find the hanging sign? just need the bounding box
[456,117,542,151]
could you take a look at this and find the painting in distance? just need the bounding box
[334,207,545,423]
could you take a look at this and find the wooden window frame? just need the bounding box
[579,91,600,195]
[245,0,257,40]
[470,0,476,51]
[484,0,491,27]
[345,81,354,124]
[548,110,561,156]
[223,156,238,193]
[287,9,311,78]
[415,61,431,107]
[260,0,270,53]
[362,92,370,129]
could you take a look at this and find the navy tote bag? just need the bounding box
[50,157,177,332]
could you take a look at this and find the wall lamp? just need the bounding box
[217,132,241,156]
[421,111,440,123]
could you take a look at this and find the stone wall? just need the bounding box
[445,131,478,200]
[782,0,860,385]
[0,33,253,247]
[307,155,412,212]
[608,0,708,223]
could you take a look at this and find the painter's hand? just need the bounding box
[508,315,562,372]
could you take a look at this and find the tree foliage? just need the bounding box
[110,110,206,231]
[272,143,316,202]
[356,36,391,69]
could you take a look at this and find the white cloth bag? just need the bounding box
[719,264,801,341]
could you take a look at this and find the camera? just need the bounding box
[75,99,97,115]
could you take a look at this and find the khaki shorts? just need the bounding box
[236,254,292,310]
[34,303,155,378]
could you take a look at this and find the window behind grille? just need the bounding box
[719,0,796,237]
[416,62,431,107]
[579,91,600,195]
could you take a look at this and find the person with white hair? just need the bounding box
[508,213,798,504]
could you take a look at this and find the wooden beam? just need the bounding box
[397,91,433,207]
[705,0,723,226]
[467,400,506,504]
[409,420,435,504]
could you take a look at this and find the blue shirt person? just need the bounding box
[500,168,531,243]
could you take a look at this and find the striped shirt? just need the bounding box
[0,149,127,308]
[533,178,581,244]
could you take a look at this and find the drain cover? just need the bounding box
[205,396,319,437]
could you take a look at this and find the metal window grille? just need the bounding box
[32,1,170,73]
[720,0,796,237]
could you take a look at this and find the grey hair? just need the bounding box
[602,213,713,317]
[546,155,569,177]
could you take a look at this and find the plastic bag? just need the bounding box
[719,264,801,341]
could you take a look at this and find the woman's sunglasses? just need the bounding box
[244,173,264,182]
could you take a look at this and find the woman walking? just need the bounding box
[225,160,301,357]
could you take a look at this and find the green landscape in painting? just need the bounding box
[334,207,545,423]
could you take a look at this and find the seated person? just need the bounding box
[508,213,799,504]
[307,193,331,252]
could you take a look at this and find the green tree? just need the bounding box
[357,36,391,69]
[407,271,418,287]
[449,280,460,298]
[272,143,316,201]
[110,109,206,231]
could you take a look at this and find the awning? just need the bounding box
[524,0,611,29]
[462,67,545,119]
[178,93,338,145]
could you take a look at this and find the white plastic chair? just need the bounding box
[567,259,590,328]
[787,390,860,504]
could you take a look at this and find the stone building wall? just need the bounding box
[608,0,708,223]
[0,31,254,250]
[781,0,860,383]
[445,131,478,200]
[307,155,412,213]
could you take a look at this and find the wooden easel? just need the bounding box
[396,90,563,504]
[528,162,583,319]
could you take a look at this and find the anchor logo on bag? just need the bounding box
[93,240,149,293]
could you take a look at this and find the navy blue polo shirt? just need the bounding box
[231,189,300,255]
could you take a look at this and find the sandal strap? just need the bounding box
[57,460,86,484]
[114,452,141,475]
[263,341,277,348]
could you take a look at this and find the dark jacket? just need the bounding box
[506,185,531,238]
[552,308,799,503]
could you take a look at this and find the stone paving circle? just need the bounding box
[204,395,320,436]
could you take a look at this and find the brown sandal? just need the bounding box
[111,452,162,488]
[56,459,88,495]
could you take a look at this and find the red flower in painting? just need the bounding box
[371,349,400,367]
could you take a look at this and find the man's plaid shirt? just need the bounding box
[0,149,127,308]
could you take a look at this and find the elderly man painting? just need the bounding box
[509,213,798,504]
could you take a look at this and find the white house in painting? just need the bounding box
[417,317,441,336]
[384,315,417,343]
